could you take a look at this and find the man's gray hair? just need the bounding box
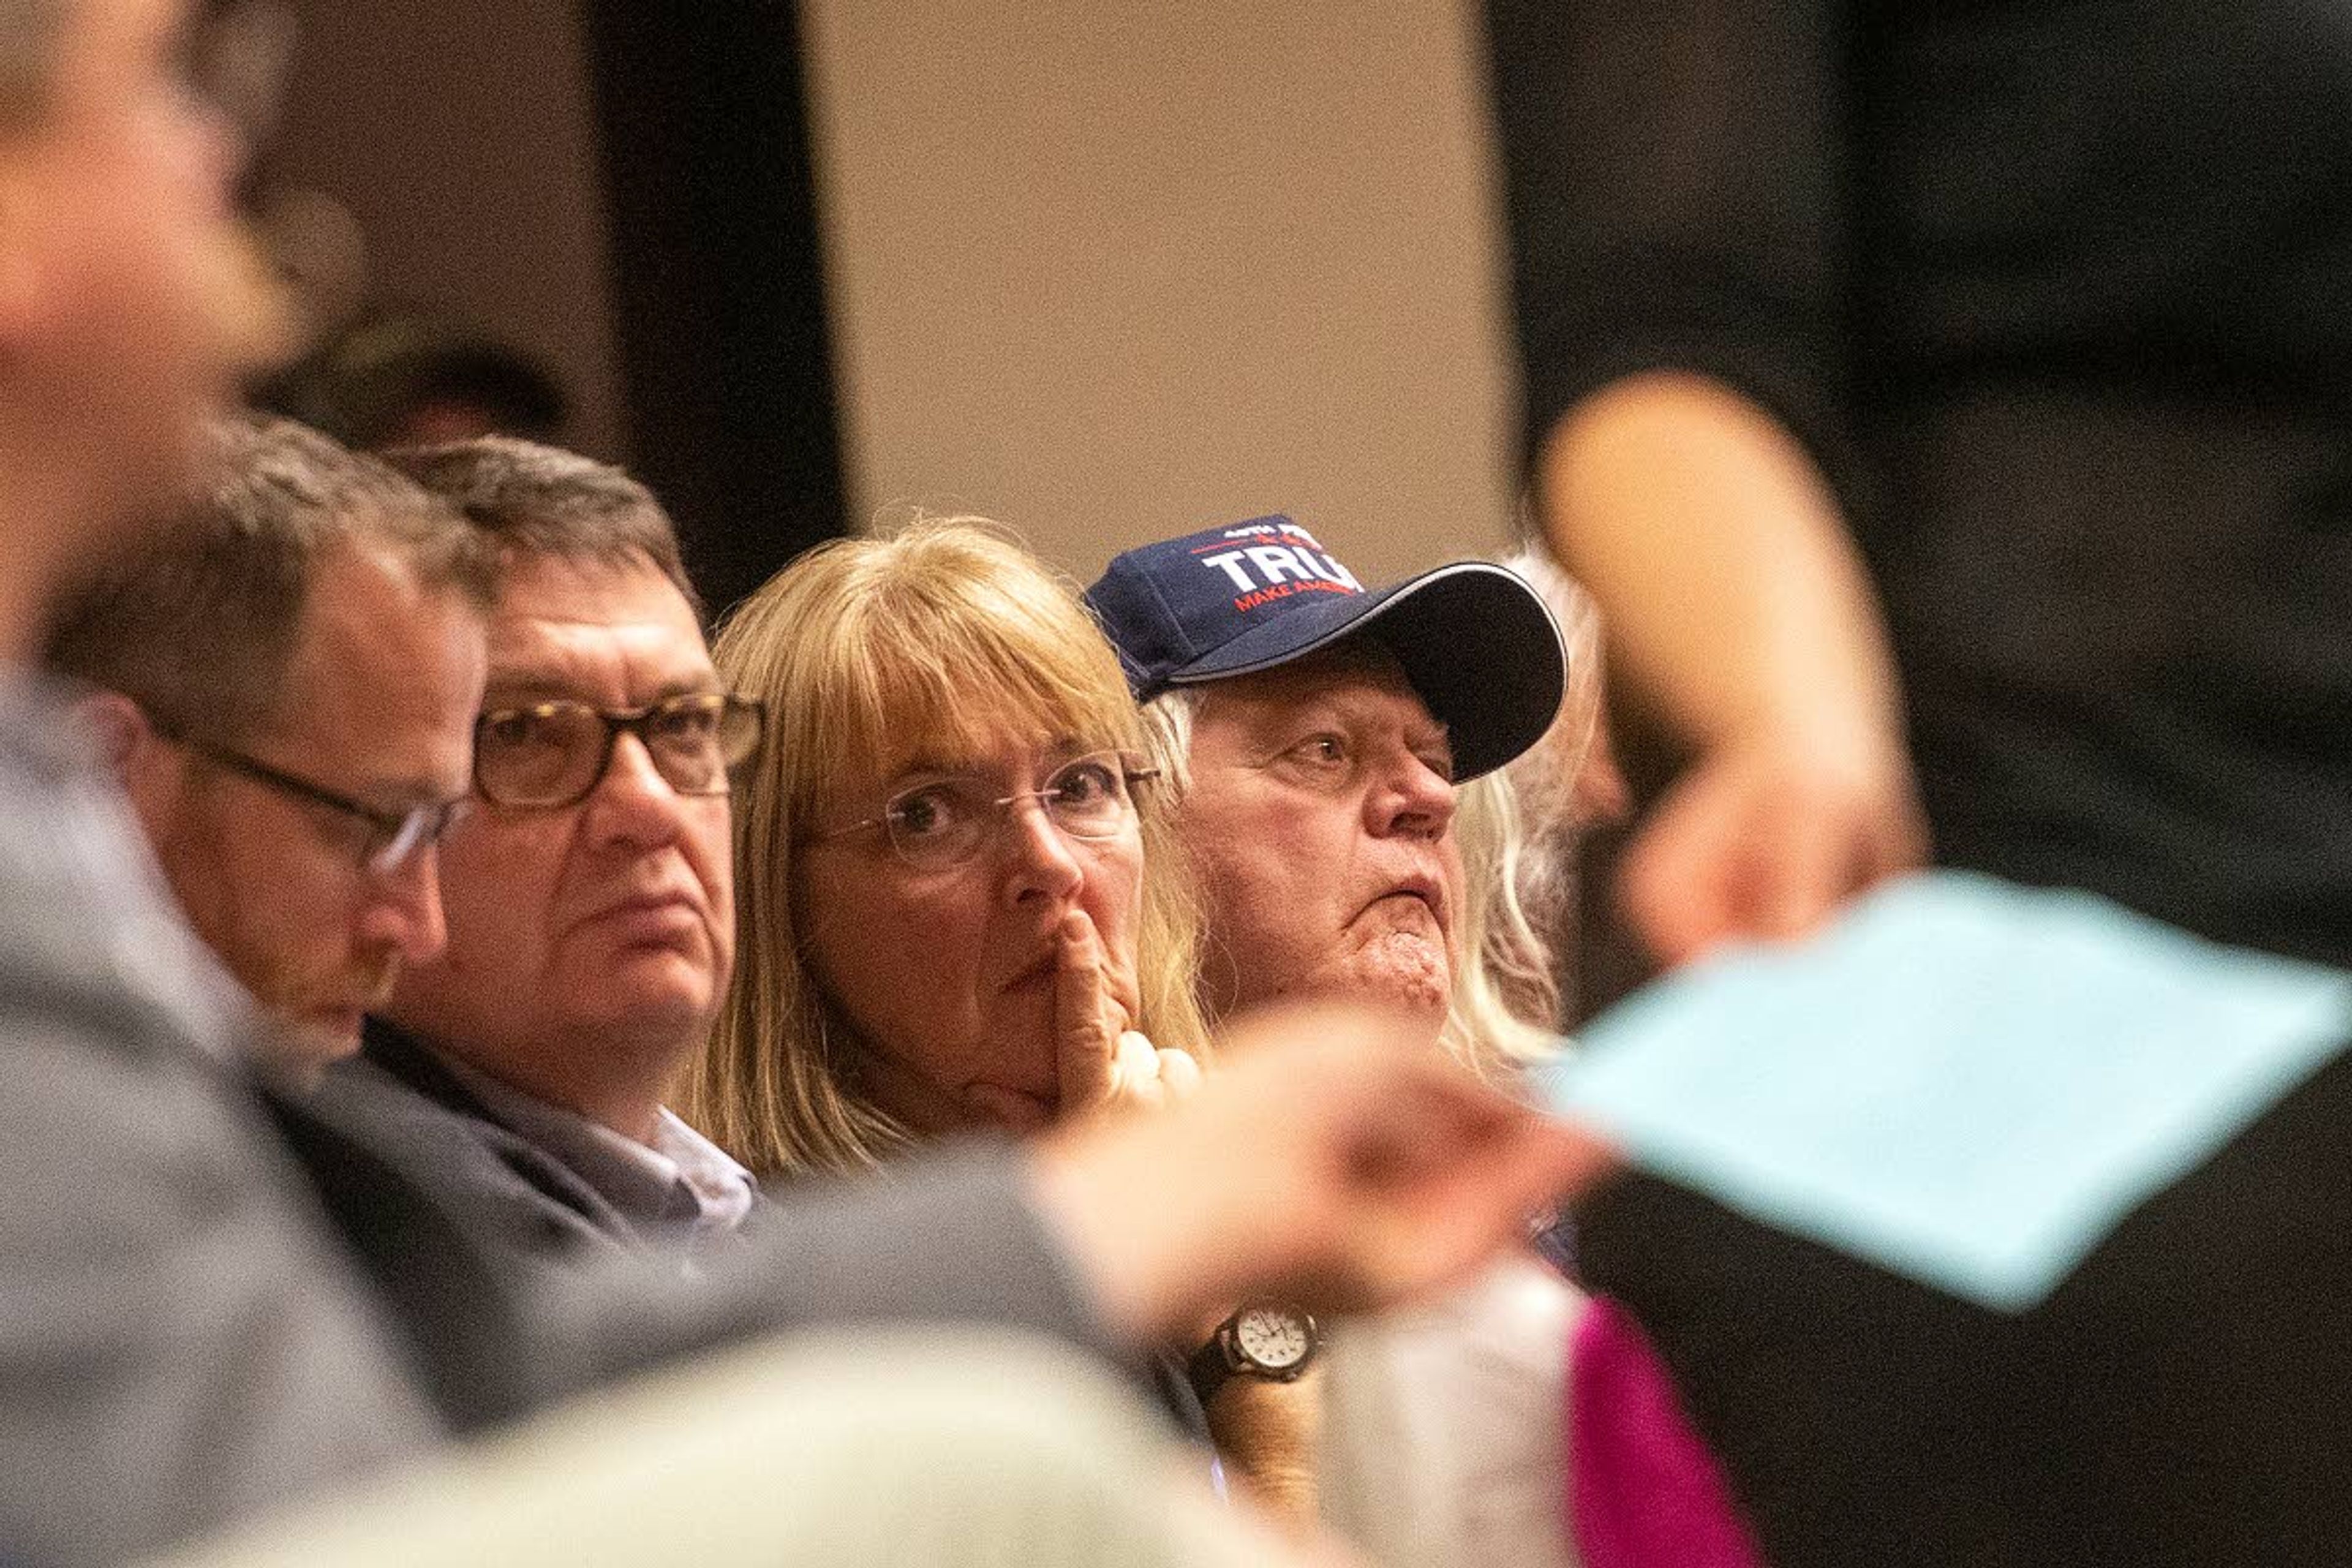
[386,436,699,617]
[48,413,498,742]
[1136,688,1200,800]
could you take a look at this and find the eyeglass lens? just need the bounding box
[364,802,455,879]
[178,734,456,880]
[474,695,763,808]
[881,753,1142,868]
[188,0,300,148]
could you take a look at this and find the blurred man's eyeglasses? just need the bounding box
[183,0,299,149]
[164,731,464,878]
[472,693,767,810]
[818,750,1158,872]
[183,0,298,149]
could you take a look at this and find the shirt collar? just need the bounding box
[438,1053,758,1240]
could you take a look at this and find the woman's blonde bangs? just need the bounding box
[785,548,1148,812]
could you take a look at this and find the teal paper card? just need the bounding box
[1538,873,2352,1310]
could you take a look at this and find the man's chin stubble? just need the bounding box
[1332,932,1452,1016]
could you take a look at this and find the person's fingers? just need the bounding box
[1305,1156,1605,1310]
[1753,763,1934,940]
[1624,742,1934,966]
[1054,909,1120,1109]
[1863,791,1933,883]
[1113,1028,1159,1082]
[1031,1000,1589,1339]
[1109,1029,1164,1110]
[1618,773,1746,966]
[1156,1047,1203,1103]
[963,1082,1053,1135]
[1746,788,1845,943]
[1338,1113,1618,1305]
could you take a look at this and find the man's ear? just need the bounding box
[72,690,153,779]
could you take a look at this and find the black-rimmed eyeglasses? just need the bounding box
[815,750,1158,872]
[472,693,767,810]
[168,734,464,877]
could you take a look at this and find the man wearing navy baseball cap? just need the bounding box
[1088,517,1578,1551]
[1087,514,1566,1035]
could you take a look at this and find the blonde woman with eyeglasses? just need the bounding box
[672,518,1366,1523]
[678,518,1210,1170]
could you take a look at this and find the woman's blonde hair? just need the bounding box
[677,518,1211,1178]
[1447,769,1567,1072]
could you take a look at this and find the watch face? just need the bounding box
[1234,1306,1311,1371]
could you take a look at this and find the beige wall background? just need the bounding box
[801,0,1527,584]
[269,1,1527,586]
[270,0,628,462]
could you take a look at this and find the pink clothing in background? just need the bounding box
[1569,1295,1762,1568]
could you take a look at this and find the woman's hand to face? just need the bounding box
[805,733,1157,1139]
[969,908,1200,1130]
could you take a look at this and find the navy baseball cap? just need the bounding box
[1084,515,1566,781]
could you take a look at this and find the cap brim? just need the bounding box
[1166,562,1566,780]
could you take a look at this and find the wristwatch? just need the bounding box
[1186,1302,1319,1404]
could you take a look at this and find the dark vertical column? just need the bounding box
[581,0,847,620]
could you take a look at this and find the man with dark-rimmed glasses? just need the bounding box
[337,434,772,1257]
[48,412,494,1072]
